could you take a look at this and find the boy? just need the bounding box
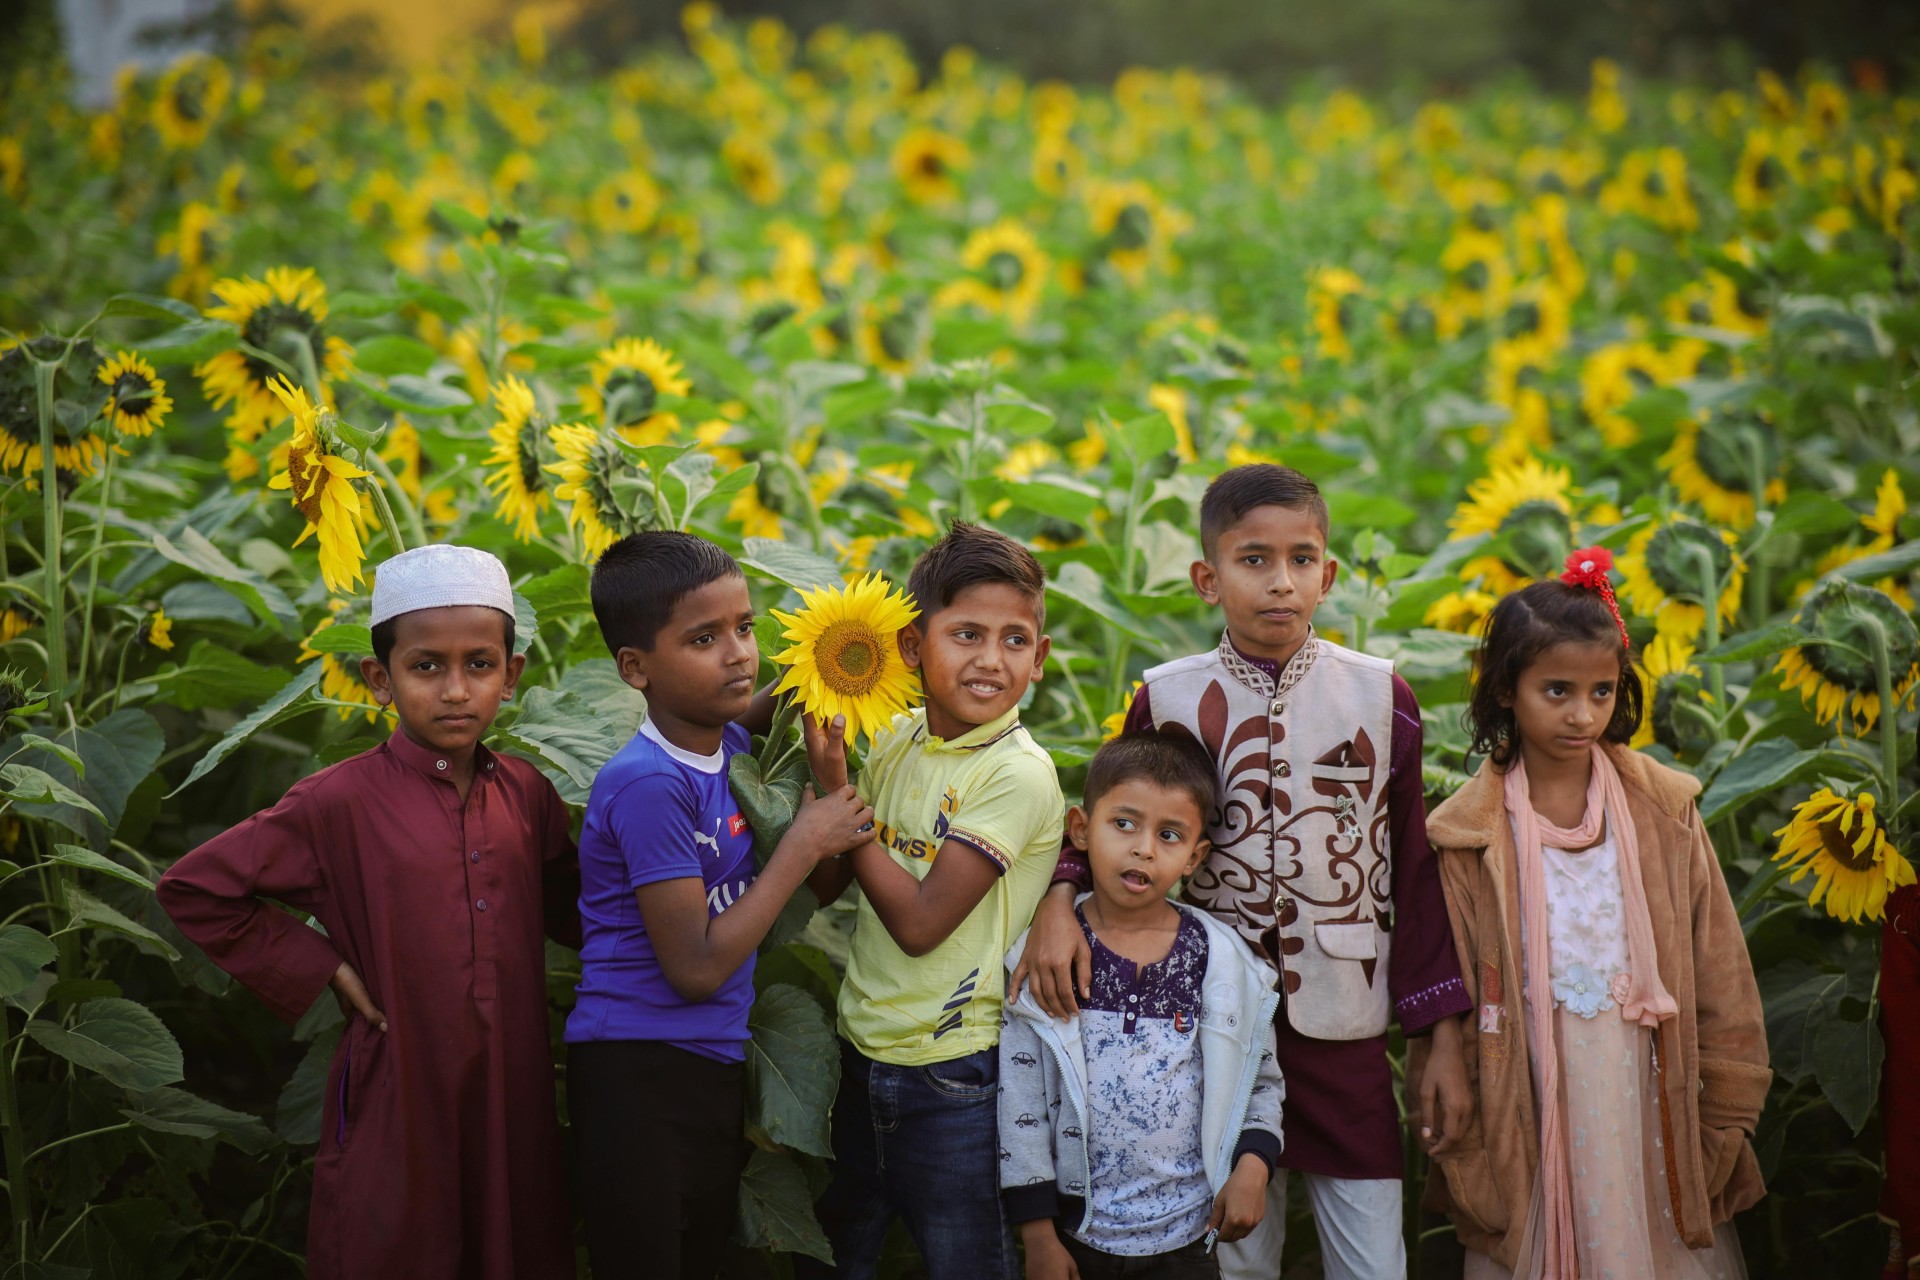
[797,521,1066,1280]
[1002,731,1284,1280]
[1014,465,1474,1280]
[566,531,874,1279]
[157,544,578,1279]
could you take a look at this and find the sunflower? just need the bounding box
[934,220,1050,329]
[1775,578,1920,734]
[1424,589,1498,634]
[994,441,1061,483]
[1632,633,1710,752]
[592,170,662,236]
[1086,179,1186,285]
[1146,384,1200,463]
[156,201,221,301]
[771,572,922,744]
[1307,267,1365,362]
[1101,681,1145,739]
[1600,147,1699,232]
[892,127,970,204]
[579,337,691,445]
[151,54,231,151]
[1618,517,1745,640]
[197,267,353,446]
[858,297,929,374]
[301,611,390,724]
[0,608,33,644]
[1773,789,1916,924]
[0,339,108,481]
[1732,129,1793,212]
[1032,130,1083,198]
[1665,270,1766,337]
[485,376,551,541]
[722,133,784,206]
[1660,414,1785,529]
[98,352,171,438]
[1808,470,1913,608]
[140,606,174,652]
[1449,454,1576,588]
[546,422,634,560]
[264,377,371,593]
[1580,339,1707,447]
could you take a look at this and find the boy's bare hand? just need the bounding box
[801,713,850,792]
[1208,1153,1269,1244]
[787,783,874,862]
[1419,1014,1474,1156]
[1018,1220,1080,1280]
[1010,886,1090,1020]
[330,961,387,1032]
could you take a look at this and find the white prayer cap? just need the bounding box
[369,545,514,627]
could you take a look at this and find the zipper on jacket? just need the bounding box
[1650,1027,1686,1238]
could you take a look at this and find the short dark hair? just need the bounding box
[1199,464,1331,557]
[370,609,515,668]
[906,520,1046,631]
[1083,730,1220,825]
[1465,581,1644,769]
[591,531,743,655]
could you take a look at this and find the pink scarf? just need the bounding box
[1503,746,1678,1279]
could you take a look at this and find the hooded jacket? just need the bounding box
[998,897,1285,1232]
[1410,747,1771,1266]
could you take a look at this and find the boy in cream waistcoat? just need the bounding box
[1014,464,1474,1280]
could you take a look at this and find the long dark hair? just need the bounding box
[1465,580,1645,769]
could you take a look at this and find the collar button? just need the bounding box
[435,760,448,771]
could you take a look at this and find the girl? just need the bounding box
[1414,547,1771,1279]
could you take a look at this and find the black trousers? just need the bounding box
[1061,1233,1221,1279]
[570,1039,748,1280]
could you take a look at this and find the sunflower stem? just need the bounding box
[1689,541,1728,709]
[29,354,67,716]
[361,471,409,557]
[1867,616,1901,823]
[75,439,117,705]
[361,450,423,550]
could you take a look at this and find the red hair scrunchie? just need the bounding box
[1561,546,1630,653]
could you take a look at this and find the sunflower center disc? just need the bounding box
[1816,818,1878,872]
[816,619,886,696]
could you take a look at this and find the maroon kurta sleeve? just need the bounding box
[1049,685,1158,888]
[539,781,582,951]
[1385,674,1472,1035]
[157,776,345,1025]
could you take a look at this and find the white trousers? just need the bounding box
[1218,1170,1407,1280]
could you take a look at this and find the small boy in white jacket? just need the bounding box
[1000,732,1284,1280]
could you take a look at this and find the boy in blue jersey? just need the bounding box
[566,532,874,1280]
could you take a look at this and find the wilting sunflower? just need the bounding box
[264,377,371,593]
[485,376,550,541]
[935,220,1050,329]
[98,352,171,438]
[151,54,232,151]
[1449,454,1576,589]
[892,127,970,204]
[1307,267,1365,362]
[546,422,635,560]
[0,338,108,480]
[580,337,692,445]
[1773,788,1916,924]
[1660,414,1786,529]
[197,266,353,445]
[1618,517,1745,640]
[1774,577,1920,734]
[771,572,921,745]
[1632,633,1710,752]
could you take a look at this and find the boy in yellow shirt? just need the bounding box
[798,521,1065,1280]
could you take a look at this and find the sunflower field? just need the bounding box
[1,5,1918,1274]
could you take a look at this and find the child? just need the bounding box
[157,544,579,1279]
[1417,548,1770,1278]
[1002,731,1285,1280]
[797,521,1066,1280]
[1015,464,1474,1280]
[566,531,875,1279]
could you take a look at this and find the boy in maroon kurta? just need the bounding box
[158,545,578,1280]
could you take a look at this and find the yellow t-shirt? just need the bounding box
[837,705,1064,1066]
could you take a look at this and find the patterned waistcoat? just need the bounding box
[1144,631,1397,1041]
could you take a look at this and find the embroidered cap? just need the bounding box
[369,544,514,626]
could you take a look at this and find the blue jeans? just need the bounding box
[796,1039,1018,1280]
